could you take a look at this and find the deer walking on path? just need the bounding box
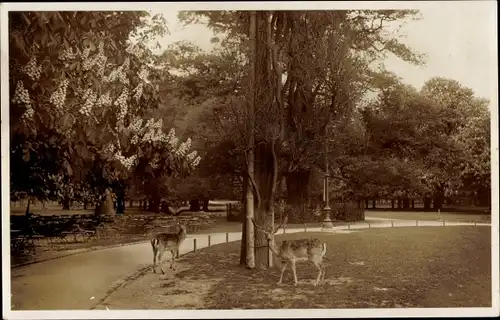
[151,224,187,274]
[252,216,327,286]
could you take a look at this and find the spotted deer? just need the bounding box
[252,216,327,286]
[151,223,187,274]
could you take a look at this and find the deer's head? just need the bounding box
[251,216,288,243]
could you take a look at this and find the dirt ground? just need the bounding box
[94,260,219,310]
[96,226,491,310]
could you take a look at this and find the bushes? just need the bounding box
[226,200,365,223]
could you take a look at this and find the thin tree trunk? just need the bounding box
[116,186,125,214]
[244,10,257,270]
[25,197,30,216]
[240,176,248,265]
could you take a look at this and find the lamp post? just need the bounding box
[322,125,333,231]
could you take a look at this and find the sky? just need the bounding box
[148,1,497,104]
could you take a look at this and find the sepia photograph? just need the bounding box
[1,1,498,319]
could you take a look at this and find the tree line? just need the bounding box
[9,10,491,269]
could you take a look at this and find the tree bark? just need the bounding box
[433,193,444,210]
[116,186,125,214]
[285,170,311,223]
[250,11,282,269]
[402,198,410,210]
[253,142,276,269]
[243,10,258,269]
[372,199,376,209]
[189,200,201,212]
[391,199,395,209]
[62,197,71,210]
[240,175,249,265]
[25,197,31,216]
[477,186,491,207]
[423,197,432,210]
[148,195,161,213]
[202,199,210,212]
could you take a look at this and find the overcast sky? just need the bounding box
[149,1,497,104]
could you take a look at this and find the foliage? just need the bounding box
[9,11,201,208]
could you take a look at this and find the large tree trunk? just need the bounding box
[62,197,71,210]
[253,142,276,269]
[202,199,210,212]
[250,11,282,269]
[147,195,161,213]
[189,200,201,212]
[402,198,410,210]
[115,186,125,215]
[285,170,311,223]
[433,191,445,210]
[477,186,491,207]
[423,197,432,210]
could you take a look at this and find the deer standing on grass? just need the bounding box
[252,216,327,286]
[151,223,187,274]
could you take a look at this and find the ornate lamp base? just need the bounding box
[321,206,333,230]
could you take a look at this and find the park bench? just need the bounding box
[61,225,96,243]
[10,226,45,255]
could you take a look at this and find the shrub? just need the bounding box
[331,200,365,222]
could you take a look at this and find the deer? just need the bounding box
[252,216,327,286]
[151,223,187,274]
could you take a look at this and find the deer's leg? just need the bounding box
[291,261,298,286]
[157,249,166,274]
[278,260,288,285]
[169,249,176,270]
[320,261,326,281]
[152,247,158,273]
[313,261,322,286]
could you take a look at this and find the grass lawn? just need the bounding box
[365,210,491,223]
[98,226,491,310]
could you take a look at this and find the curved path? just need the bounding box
[9,219,490,310]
